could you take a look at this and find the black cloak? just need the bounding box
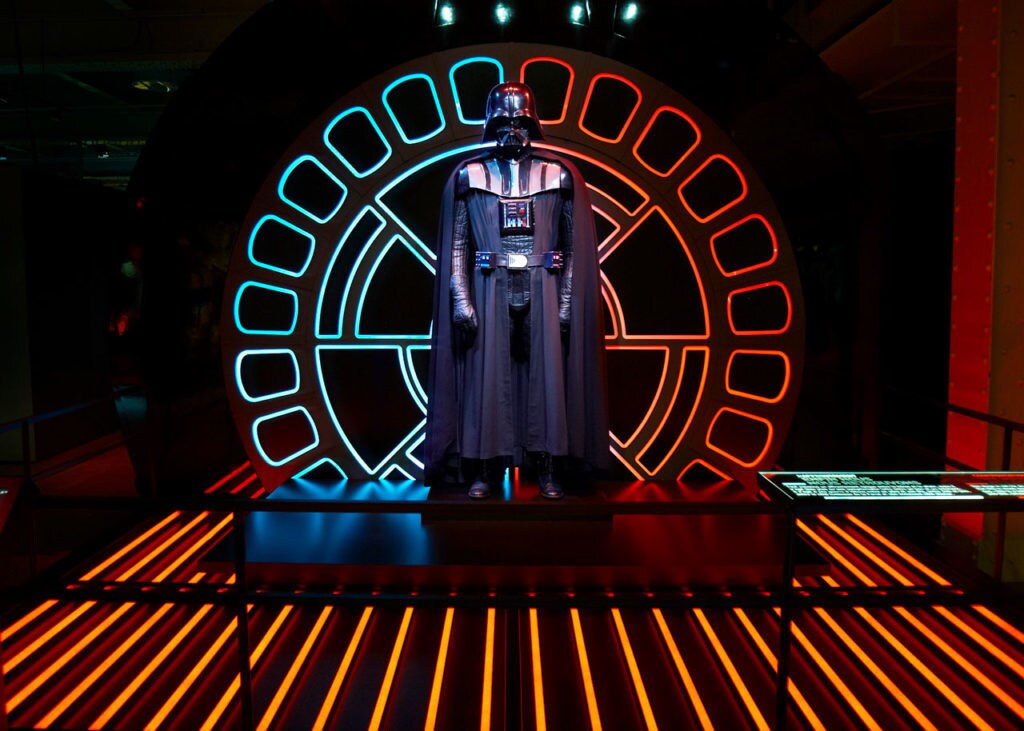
[424,149,610,482]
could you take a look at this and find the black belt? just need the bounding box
[475,251,563,270]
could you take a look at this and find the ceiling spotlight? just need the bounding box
[95,144,112,159]
[568,1,590,25]
[433,1,455,27]
[131,79,176,93]
[621,2,639,22]
[495,2,512,25]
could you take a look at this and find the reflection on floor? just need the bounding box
[3,465,1024,729]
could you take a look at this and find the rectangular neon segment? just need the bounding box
[529,608,547,731]
[692,608,769,731]
[570,609,603,731]
[204,462,251,494]
[481,607,496,731]
[313,606,374,731]
[1,600,58,644]
[368,606,414,731]
[4,602,96,675]
[202,604,295,731]
[611,608,659,731]
[258,606,334,731]
[651,608,712,731]
[424,607,455,731]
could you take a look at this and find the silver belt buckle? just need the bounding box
[506,253,528,269]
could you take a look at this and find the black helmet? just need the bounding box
[481,82,545,142]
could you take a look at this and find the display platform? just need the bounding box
[200,476,828,591]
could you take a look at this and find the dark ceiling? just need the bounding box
[0,0,955,189]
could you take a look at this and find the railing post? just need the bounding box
[774,509,796,730]
[233,508,254,730]
[1001,425,1014,471]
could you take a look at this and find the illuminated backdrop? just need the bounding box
[221,43,805,488]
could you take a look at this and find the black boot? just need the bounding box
[468,459,496,499]
[536,452,563,500]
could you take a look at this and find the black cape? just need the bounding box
[424,149,610,482]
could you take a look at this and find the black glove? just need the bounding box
[451,198,477,334]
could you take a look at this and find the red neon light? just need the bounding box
[692,608,769,730]
[229,473,259,495]
[725,350,791,404]
[520,57,574,125]
[528,608,547,729]
[4,602,97,675]
[710,214,778,277]
[570,608,603,730]
[601,207,710,340]
[80,511,182,581]
[152,515,233,582]
[424,607,455,731]
[600,273,621,341]
[636,346,710,475]
[481,607,496,731]
[204,461,252,494]
[592,206,622,250]
[611,608,659,729]
[315,606,374,730]
[535,143,650,216]
[632,106,702,178]
[2,600,58,643]
[678,155,748,223]
[727,281,792,336]
[578,74,642,144]
[652,609,713,729]
[606,345,671,448]
[609,444,644,480]
[676,459,731,483]
[705,407,773,468]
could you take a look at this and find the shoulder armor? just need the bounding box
[455,166,470,196]
[560,166,573,191]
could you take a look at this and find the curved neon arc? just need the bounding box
[725,349,791,404]
[235,349,300,403]
[519,57,575,125]
[678,154,749,224]
[293,457,347,481]
[234,282,299,336]
[314,344,427,475]
[605,345,671,448]
[635,346,710,476]
[252,405,320,467]
[710,214,779,277]
[382,73,446,144]
[374,142,489,260]
[277,154,347,224]
[405,432,426,469]
[448,57,505,125]
[578,73,643,144]
[405,345,430,408]
[632,106,702,179]
[315,206,387,340]
[324,106,393,178]
[355,234,435,341]
[248,215,316,277]
[727,280,793,336]
[381,465,415,481]
[600,206,711,341]
[535,142,650,217]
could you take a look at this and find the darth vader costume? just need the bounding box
[424,82,610,498]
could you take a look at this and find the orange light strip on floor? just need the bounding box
[731,608,825,731]
[788,580,936,731]
[3,602,97,675]
[229,474,259,495]
[257,605,334,731]
[570,608,603,731]
[38,605,171,726]
[144,614,239,731]
[115,512,211,582]
[88,603,215,729]
[651,609,711,731]
[313,606,374,731]
[80,511,182,581]
[424,607,455,731]
[368,606,414,731]
[6,602,136,714]
[611,608,659,731]
[152,514,233,583]
[204,462,252,493]
[809,544,995,731]
[844,515,951,585]
[201,604,295,731]
[1,600,57,645]
[480,607,496,731]
[972,606,1024,645]
[820,518,1024,704]
[692,608,769,731]
[529,608,547,731]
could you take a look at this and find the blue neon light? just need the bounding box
[234,282,299,336]
[251,405,320,467]
[292,457,348,480]
[380,465,415,481]
[235,349,300,403]
[405,345,430,409]
[375,143,488,261]
[355,234,434,341]
[277,155,347,223]
[382,74,446,144]
[448,57,504,125]
[315,344,426,475]
[324,107,393,178]
[315,206,387,339]
[405,432,425,470]
[247,215,315,277]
